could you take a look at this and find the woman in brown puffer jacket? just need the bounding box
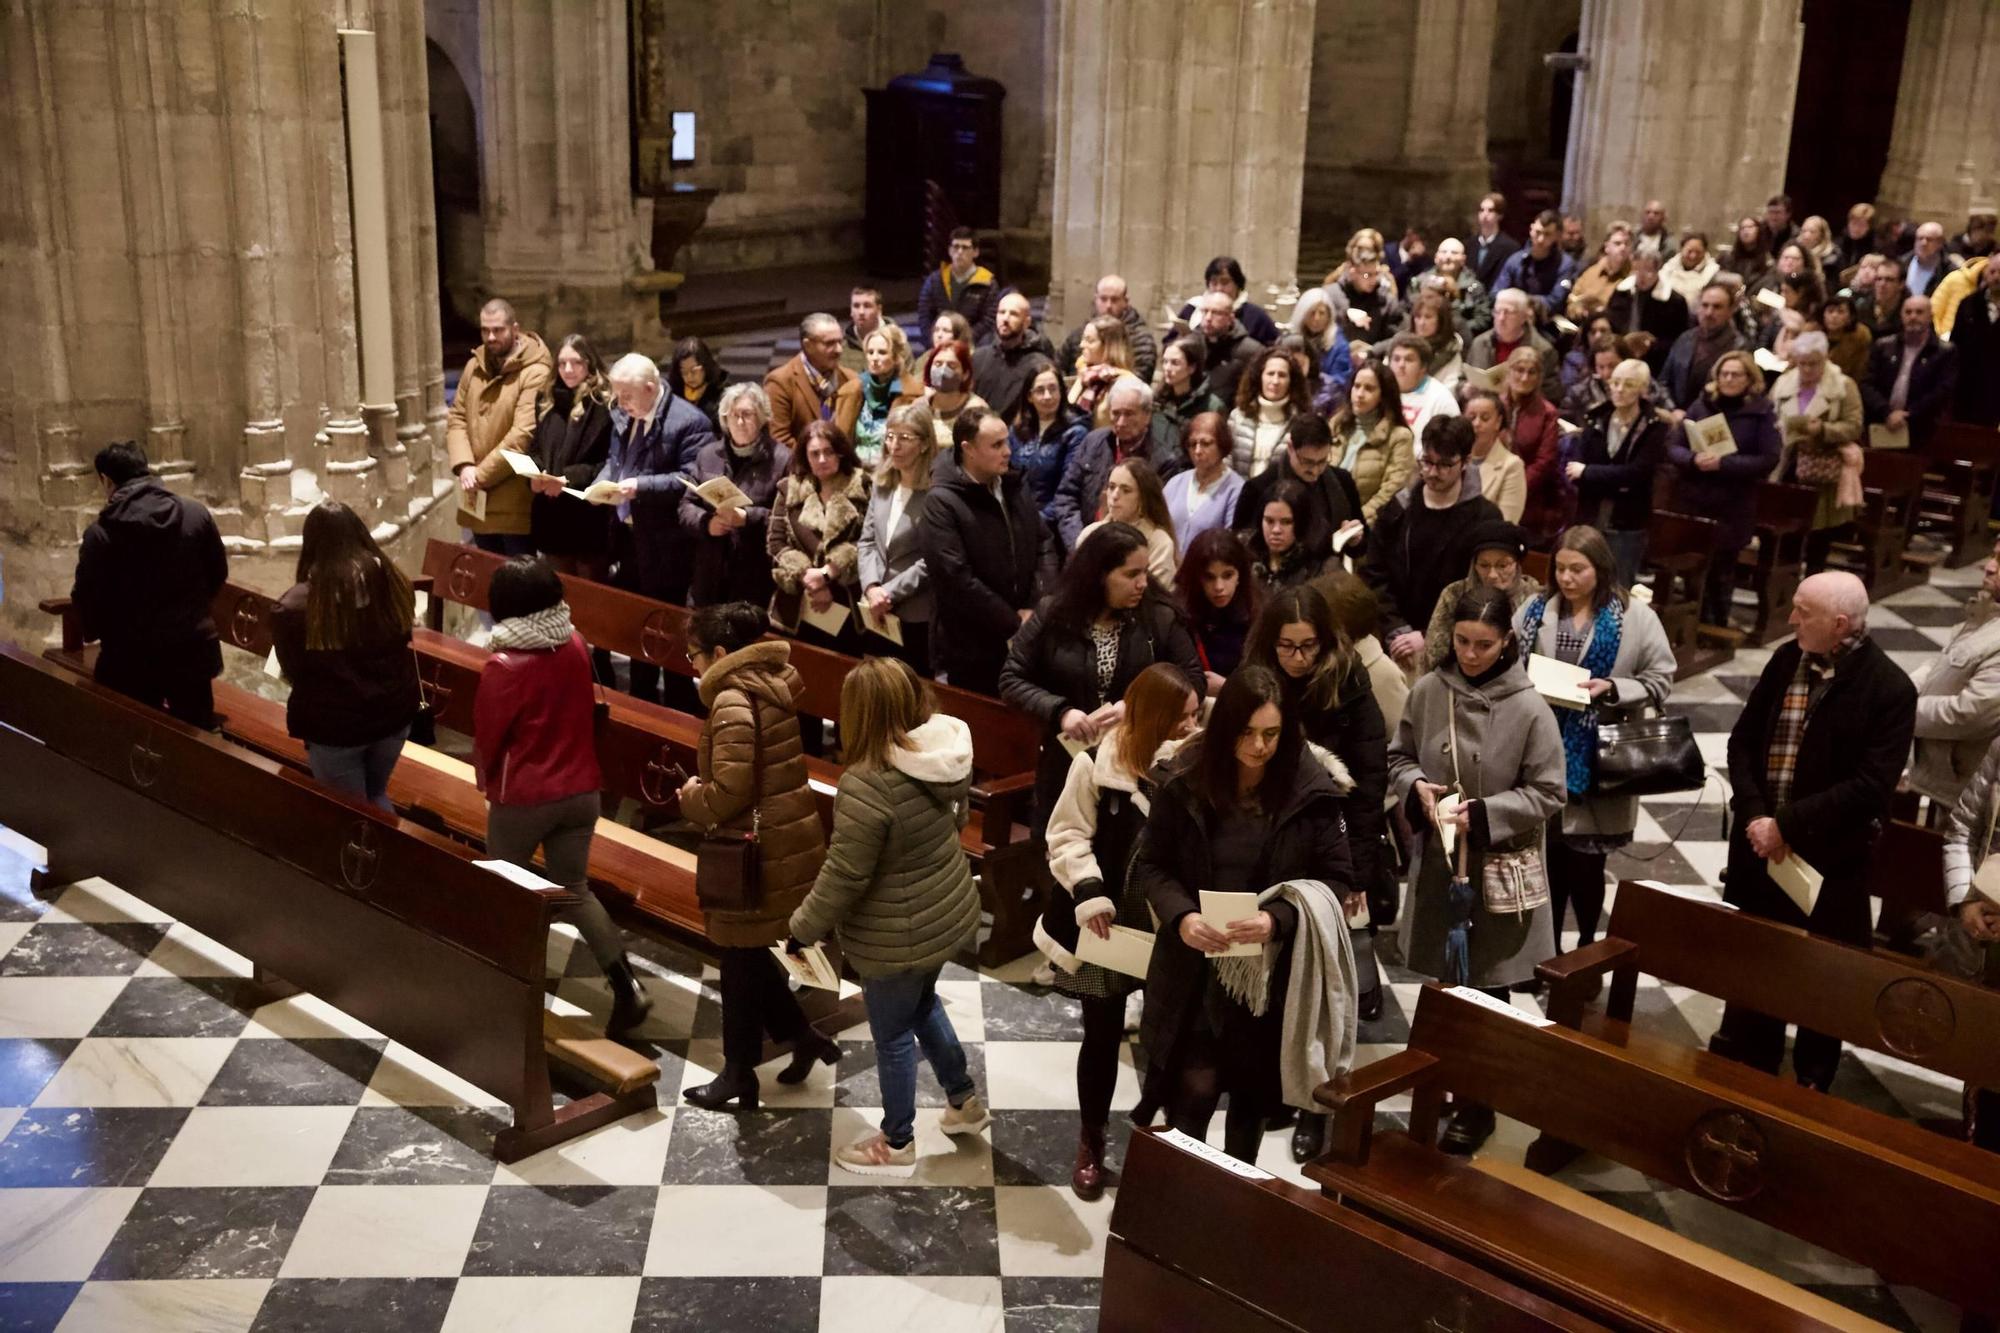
[676,602,835,1110]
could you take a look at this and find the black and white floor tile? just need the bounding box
[0,561,1983,1332]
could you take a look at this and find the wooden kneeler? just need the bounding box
[542,1011,662,1096]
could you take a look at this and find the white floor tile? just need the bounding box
[280,1184,489,1278]
[0,1187,141,1280]
[983,1040,1137,1110]
[440,1276,642,1333]
[54,1278,269,1333]
[678,1039,836,1109]
[33,1037,235,1108]
[493,1107,674,1187]
[993,1184,1110,1277]
[240,990,383,1041]
[644,1184,827,1275]
[361,1042,510,1109]
[147,1106,357,1187]
[135,923,254,979]
[0,978,128,1040]
[816,1276,1004,1332]
[42,880,174,926]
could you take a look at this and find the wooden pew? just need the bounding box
[1536,881,2000,1098]
[419,538,1051,964]
[1318,985,2000,1323]
[1919,422,2000,568]
[1836,450,1930,596]
[1103,1127,1608,1331]
[1734,482,1817,645]
[1869,819,1948,945]
[0,645,656,1162]
[1643,510,1733,678]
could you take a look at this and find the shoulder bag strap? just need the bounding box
[748,697,765,839]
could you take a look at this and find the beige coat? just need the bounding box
[1342,413,1416,521]
[680,641,827,948]
[1769,363,1864,528]
[1909,594,2000,806]
[446,332,554,534]
[1475,442,1526,522]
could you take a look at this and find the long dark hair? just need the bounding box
[1244,585,1355,713]
[790,419,858,482]
[1046,521,1150,633]
[1552,524,1625,612]
[1009,354,1073,438]
[1448,584,1520,676]
[1176,528,1261,631]
[1186,665,1301,811]
[1247,479,1326,567]
[666,336,723,399]
[295,501,415,650]
[1234,346,1312,416]
[554,333,608,409]
[1330,361,1404,438]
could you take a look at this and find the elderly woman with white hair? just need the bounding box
[1671,349,1783,624]
[1768,330,1865,567]
[680,380,790,609]
[1565,358,1669,587]
[598,350,717,703]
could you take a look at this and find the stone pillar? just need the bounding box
[1301,0,1498,262]
[1563,0,1804,243]
[1876,0,2000,226]
[1048,0,1316,332]
[0,0,454,649]
[474,0,662,353]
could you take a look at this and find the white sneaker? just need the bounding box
[1123,990,1144,1032]
[938,1093,992,1136]
[1031,960,1058,987]
[835,1132,917,1178]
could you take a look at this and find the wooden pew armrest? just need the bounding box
[37,597,84,654]
[1537,937,1638,1025]
[1315,1048,1441,1165]
[970,770,1036,842]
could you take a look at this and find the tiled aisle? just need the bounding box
[0,560,1983,1333]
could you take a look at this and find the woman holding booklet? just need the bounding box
[1389,584,1565,1154]
[766,419,871,649]
[1035,664,1201,1199]
[1566,357,1668,588]
[1670,348,1783,625]
[681,381,789,610]
[677,603,835,1112]
[1514,527,1674,977]
[1132,666,1356,1166]
[788,657,989,1177]
[856,402,939,675]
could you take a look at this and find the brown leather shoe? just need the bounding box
[1071,1126,1107,1201]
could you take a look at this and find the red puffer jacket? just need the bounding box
[472,633,603,805]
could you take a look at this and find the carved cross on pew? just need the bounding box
[1685,1109,1768,1202]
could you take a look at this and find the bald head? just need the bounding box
[1094,275,1130,319]
[1791,571,1868,653]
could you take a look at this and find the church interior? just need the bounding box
[2,0,1999,1329]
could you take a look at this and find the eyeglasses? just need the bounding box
[1274,639,1320,659]
[725,409,761,422]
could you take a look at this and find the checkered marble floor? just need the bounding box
[0,561,1984,1333]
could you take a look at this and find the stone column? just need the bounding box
[1563,0,1804,243]
[475,0,661,353]
[1301,0,1498,260]
[1876,0,2000,226]
[1048,0,1316,332]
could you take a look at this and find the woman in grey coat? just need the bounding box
[1513,525,1676,959]
[1389,583,1565,1153]
[857,401,938,676]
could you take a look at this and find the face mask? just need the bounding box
[930,362,962,391]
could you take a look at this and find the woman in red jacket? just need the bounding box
[473,557,651,1038]
[1501,346,1567,549]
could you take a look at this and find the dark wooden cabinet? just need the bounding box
[863,53,1005,276]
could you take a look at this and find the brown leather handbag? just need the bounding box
[695,701,765,913]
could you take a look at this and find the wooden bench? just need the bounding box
[1835,450,1930,596]
[419,538,1051,964]
[1869,819,1949,948]
[1536,881,2000,1098]
[1318,985,2000,1324]
[1734,482,1818,645]
[1643,510,1733,678]
[1919,423,2000,568]
[1104,1126,1610,1331]
[0,645,657,1162]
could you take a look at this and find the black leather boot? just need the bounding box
[1291,1111,1328,1162]
[605,959,653,1039]
[1439,1102,1496,1155]
[776,1032,840,1085]
[683,1063,760,1111]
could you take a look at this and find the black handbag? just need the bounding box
[1591,709,1704,797]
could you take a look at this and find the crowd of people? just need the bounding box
[62,194,2000,1179]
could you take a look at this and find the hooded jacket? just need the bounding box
[918,263,1002,342]
[72,476,228,682]
[447,331,554,535]
[1908,593,2000,807]
[789,714,982,976]
[680,640,827,948]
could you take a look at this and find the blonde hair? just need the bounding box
[839,656,932,771]
[876,402,938,491]
[864,323,916,381]
[1085,316,1134,371]
[1703,349,1764,398]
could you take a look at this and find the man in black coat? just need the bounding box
[1231,415,1365,553]
[1468,192,1520,290]
[71,440,228,728]
[1361,417,1501,668]
[1049,381,1186,552]
[1712,571,1916,1091]
[970,291,1057,423]
[921,407,1057,695]
[1603,247,1690,375]
[1949,260,2000,427]
[1861,294,1960,449]
[1189,291,1266,406]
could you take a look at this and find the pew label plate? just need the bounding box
[1158,1128,1275,1181]
[1446,985,1554,1027]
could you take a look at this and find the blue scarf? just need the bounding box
[1519,593,1623,794]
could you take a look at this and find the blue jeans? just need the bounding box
[1605,527,1648,592]
[862,968,974,1148]
[306,728,409,812]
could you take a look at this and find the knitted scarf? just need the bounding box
[490,602,575,652]
[1520,593,1623,795]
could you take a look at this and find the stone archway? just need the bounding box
[425,37,480,351]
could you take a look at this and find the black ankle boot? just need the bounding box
[776,1032,839,1085]
[605,960,653,1039]
[1439,1102,1496,1155]
[683,1063,760,1111]
[1291,1111,1328,1163]
[1358,987,1383,1023]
